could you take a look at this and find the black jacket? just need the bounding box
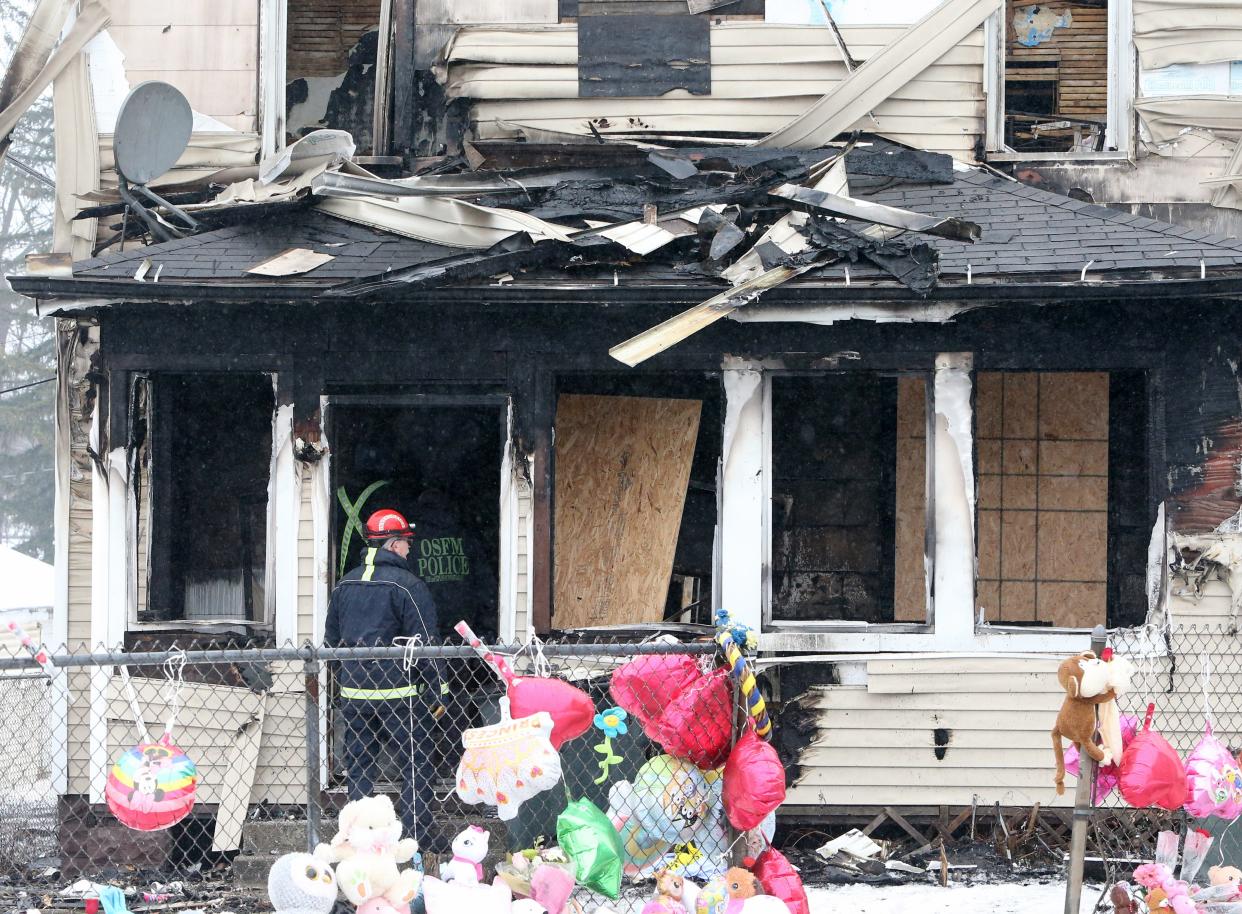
[324,547,443,696]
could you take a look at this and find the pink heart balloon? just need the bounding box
[1065,713,1139,804]
[508,677,595,749]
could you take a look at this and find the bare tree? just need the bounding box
[0,0,55,559]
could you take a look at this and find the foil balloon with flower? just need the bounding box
[593,707,628,785]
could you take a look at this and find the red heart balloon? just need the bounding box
[723,729,786,831]
[609,654,703,728]
[509,676,595,749]
[753,847,809,914]
[1120,705,1188,811]
[648,667,733,770]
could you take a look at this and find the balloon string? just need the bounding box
[162,649,186,739]
[455,620,515,685]
[119,665,151,744]
[1202,651,1214,734]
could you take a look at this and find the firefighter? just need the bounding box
[324,508,445,848]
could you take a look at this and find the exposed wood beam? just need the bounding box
[391,0,418,160]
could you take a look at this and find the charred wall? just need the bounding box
[91,292,1242,629]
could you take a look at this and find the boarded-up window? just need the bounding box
[1004,1,1109,152]
[770,373,929,624]
[569,0,764,98]
[976,371,1149,628]
[552,375,719,629]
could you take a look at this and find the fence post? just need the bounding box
[305,652,322,852]
[1064,624,1108,914]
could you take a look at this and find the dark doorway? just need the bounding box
[330,400,503,641]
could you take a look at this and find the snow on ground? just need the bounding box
[807,881,1102,913]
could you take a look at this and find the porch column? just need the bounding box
[932,352,976,645]
[270,402,302,645]
[720,361,766,631]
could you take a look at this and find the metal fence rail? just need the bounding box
[0,637,749,912]
[1079,625,1242,902]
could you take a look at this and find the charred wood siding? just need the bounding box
[1165,338,1242,533]
[287,0,381,77]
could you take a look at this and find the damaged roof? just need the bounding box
[52,145,1242,289]
[14,136,1242,364]
[67,211,456,284]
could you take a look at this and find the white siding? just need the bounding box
[100,0,260,133]
[440,23,986,158]
[787,655,1071,809]
[514,479,533,643]
[297,473,316,646]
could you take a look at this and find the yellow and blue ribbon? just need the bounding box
[714,616,771,740]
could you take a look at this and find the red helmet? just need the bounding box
[365,508,415,543]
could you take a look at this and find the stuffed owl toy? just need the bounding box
[269,853,338,914]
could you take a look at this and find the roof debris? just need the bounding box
[246,248,336,277]
[18,121,1242,365]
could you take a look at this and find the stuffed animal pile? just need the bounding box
[313,796,422,911]
[1110,829,1242,913]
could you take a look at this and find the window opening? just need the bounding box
[769,373,929,624]
[141,374,274,624]
[1004,1,1109,153]
[285,0,382,153]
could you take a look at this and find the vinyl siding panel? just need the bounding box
[65,673,306,804]
[786,655,1072,809]
[1133,0,1242,70]
[102,0,259,132]
[514,480,532,642]
[441,23,986,159]
[297,474,316,646]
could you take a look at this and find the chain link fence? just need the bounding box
[0,637,758,911]
[1084,625,1242,897]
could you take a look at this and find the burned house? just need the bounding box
[10,0,1242,856]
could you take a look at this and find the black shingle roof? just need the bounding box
[67,163,1242,290]
[862,169,1242,277]
[72,209,458,282]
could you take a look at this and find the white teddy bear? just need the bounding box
[440,825,489,885]
[314,796,422,909]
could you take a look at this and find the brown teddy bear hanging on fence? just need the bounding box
[1052,650,1119,795]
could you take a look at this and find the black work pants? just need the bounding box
[340,696,435,845]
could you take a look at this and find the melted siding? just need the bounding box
[441,23,985,158]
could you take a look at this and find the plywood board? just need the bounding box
[553,394,701,628]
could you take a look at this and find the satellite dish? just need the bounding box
[113,81,192,186]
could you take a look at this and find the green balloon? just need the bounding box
[557,797,624,900]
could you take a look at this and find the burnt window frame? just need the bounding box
[131,370,279,629]
[983,0,1136,159]
[761,364,937,633]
